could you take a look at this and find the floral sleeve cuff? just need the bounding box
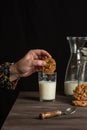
[0,62,19,90]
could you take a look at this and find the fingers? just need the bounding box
[33,60,46,67]
[31,49,52,58]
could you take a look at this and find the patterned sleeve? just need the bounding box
[0,62,19,90]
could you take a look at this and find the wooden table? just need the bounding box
[1,91,87,130]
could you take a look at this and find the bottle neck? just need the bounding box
[67,37,87,54]
[77,50,81,60]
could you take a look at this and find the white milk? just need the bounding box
[64,81,78,95]
[39,81,56,101]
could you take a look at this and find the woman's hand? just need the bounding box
[9,49,51,81]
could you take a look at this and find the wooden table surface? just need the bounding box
[1,91,87,130]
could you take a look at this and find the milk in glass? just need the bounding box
[64,81,78,95]
[38,72,57,102]
[39,81,56,101]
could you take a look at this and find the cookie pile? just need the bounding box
[41,57,56,74]
[72,83,87,106]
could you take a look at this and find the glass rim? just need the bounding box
[67,36,87,40]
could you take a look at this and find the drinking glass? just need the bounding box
[38,72,57,102]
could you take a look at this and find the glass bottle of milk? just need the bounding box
[64,37,87,95]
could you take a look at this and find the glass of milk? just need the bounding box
[38,72,57,102]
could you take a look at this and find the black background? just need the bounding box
[0,0,87,128]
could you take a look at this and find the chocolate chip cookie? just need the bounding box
[41,57,56,74]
